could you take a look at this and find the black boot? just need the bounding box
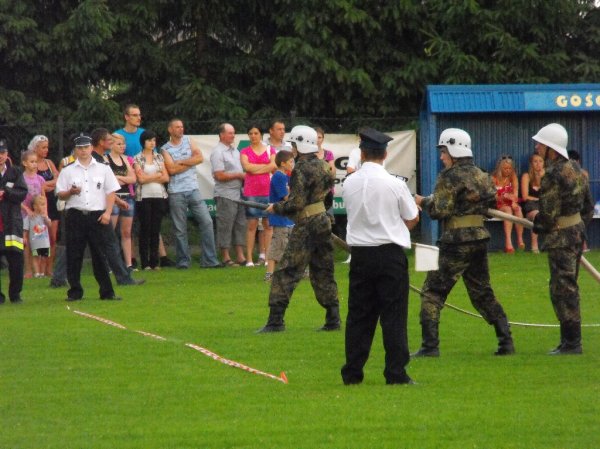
[493,317,515,355]
[411,320,440,357]
[256,306,286,333]
[549,321,582,355]
[319,304,341,331]
[548,322,566,354]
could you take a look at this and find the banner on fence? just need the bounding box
[190,130,416,215]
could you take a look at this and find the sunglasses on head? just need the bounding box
[501,155,512,160]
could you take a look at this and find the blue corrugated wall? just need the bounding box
[421,110,600,246]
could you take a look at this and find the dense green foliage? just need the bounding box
[1,0,600,126]
[2,250,600,448]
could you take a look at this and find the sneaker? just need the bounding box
[118,278,145,286]
[264,272,273,282]
[49,280,67,288]
[245,261,255,267]
[100,295,122,301]
[256,257,266,266]
[160,256,176,267]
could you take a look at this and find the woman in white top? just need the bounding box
[133,130,169,270]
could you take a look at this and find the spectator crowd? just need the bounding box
[0,104,590,304]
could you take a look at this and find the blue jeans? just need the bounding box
[169,189,219,267]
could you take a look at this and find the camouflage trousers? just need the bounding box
[268,213,339,309]
[420,240,508,324]
[547,246,582,324]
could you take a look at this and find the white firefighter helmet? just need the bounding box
[288,125,318,154]
[532,123,569,159]
[436,128,472,158]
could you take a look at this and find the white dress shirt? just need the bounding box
[343,162,418,248]
[56,158,120,211]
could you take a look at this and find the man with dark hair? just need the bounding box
[162,119,221,269]
[341,128,419,385]
[264,120,292,153]
[210,123,246,266]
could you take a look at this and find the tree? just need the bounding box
[2,0,600,138]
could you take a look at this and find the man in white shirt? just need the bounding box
[56,134,122,301]
[341,128,419,385]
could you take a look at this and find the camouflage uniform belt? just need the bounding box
[446,214,484,229]
[299,202,326,219]
[557,213,582,229]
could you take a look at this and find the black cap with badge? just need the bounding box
[74,133,92,147]
[359,128,393,151]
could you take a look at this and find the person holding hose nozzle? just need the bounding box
[413,128,515,357]
[257,125,340,333]
[531,124,594,355]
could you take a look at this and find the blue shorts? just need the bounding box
[245,196,269,219]
[112,196,135,218]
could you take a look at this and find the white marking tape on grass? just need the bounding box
[67,307,287,384]
[409,285,600,328]
[185,343,288,384]
[72,309,127,329]
[135,330,168,341]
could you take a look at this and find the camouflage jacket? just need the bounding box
[534,157,594,249]
[421,158,496,244]
[273,154,333,221]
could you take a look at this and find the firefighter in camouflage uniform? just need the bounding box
[414,128,515,357]
[532,123,594,355]
[257,125,341,333]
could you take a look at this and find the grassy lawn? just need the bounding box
[1,249,599,448]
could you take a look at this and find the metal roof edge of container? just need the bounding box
[425,83,600,113]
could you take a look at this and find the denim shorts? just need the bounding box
[245,195,269,219]
[112,196,135,217]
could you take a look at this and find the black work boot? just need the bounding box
[548,322,567,355]
[549,321,582,355]
[493,317,515,355]
[319,304,341,331]
[411,320,440,357]
[256,306,286,333]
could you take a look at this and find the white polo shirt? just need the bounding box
[56,157,120,211]
[343,162,418,248]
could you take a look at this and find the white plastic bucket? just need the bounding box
[414,243,439,272]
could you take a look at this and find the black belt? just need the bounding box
[67,209,103,216]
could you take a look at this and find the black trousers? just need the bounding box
[0,250,23,301]
[136,198,166,269]
[65,209,114,299]
[341,244,410,384]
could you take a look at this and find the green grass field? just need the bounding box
[2,249,600,449]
